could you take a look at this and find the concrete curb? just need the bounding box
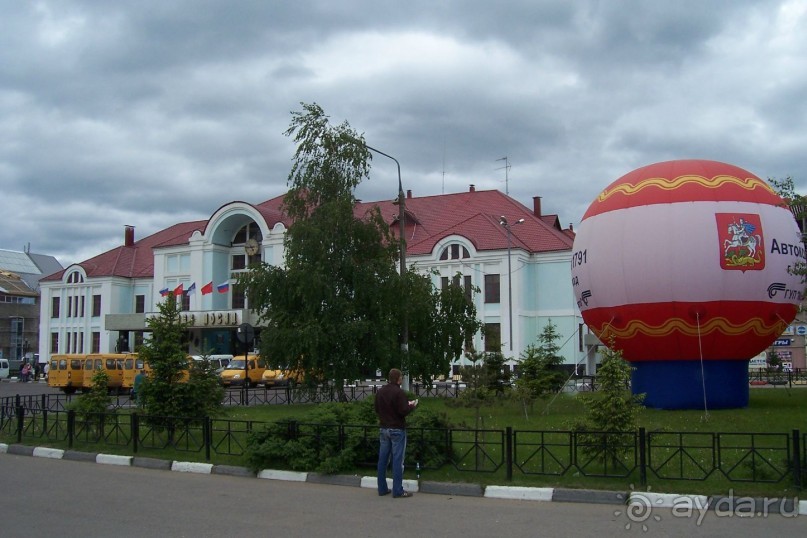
[258,469,307,481]
[171,461,213,474]
[0,444,805,516]
[33,447,64,459]
[133,456,172,471]
[552,488,626,505]
[485,485,554,501]
[307,473,362,487]
[63,450,99,462]
[418,480,484,497]
[97,453,132,466]
[212,464,255,478]
[361,476,419,492]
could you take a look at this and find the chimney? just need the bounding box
[469,184,476,192]
[533,196,542,217]
[407,189,412,199]
[124,225,135,247]
[569,223,574,232]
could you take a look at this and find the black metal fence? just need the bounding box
[1,393,804,489]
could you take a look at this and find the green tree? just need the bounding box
[513,320,567,418]
[240,103,481,393]
[405,272,483,385]
[572,342,644,471]
[69,368,112,419]
[769,176,807,282]
[137,294,223,419]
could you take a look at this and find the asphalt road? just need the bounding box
[2,453,804,538]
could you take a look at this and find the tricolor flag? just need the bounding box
[173,283,184,297]
[187,282,197,296]
[217,281,230,293]
[159,288,170,297]
[201,281,213,295]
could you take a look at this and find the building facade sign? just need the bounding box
[146,310,241,328]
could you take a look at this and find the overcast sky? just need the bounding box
[3,1,806,269]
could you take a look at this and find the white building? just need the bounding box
[38,186,588,375]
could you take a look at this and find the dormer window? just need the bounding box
[67,271,84,284]
[439,244,470,261]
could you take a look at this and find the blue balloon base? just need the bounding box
[631,360,749,410]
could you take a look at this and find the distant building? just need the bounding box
[0,248,63,365]
[39,187,587,375]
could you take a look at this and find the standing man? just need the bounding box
[375,368,418,498]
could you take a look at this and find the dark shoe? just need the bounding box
[394,491,413,498]
[379,490,391,496]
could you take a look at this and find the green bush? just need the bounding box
[245,398,454,474]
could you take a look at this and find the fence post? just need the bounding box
[67,409,75,449]
[16,404,24,443]
[506,426,513,481]
[132,413,139,454]
[793,429,802,490]
[639,427,647,487]
[204,417,212,461]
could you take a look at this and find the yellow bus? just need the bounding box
[48,354,87,394]
[81,354,126,393]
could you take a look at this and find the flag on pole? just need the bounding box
[159,288,170,297]
[217,281,230,293]
[201,281,213,295]
[173,283,184,297]
[187,282,197,296]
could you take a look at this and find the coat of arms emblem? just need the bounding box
[716,213,764,270]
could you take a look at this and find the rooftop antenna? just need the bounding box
[496,156,511,195]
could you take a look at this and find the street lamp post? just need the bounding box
[499,216,524,351]
[350,140,409,389]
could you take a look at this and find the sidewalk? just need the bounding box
[1,442,804,515]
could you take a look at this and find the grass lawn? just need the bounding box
[4,387,805,498]
[217,386,807,498]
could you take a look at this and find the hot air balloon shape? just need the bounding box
[571,159,805,409]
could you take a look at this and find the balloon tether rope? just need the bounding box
[697,312,709,420]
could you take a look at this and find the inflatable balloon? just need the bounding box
[571,159,804,409]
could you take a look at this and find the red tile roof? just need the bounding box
[42,189,573,282]
[356,188,574,255]
[41,220,206,281]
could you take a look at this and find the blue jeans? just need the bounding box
[377,428,406,496]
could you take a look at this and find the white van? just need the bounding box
[0,358,9,379]
[191,354,233,375]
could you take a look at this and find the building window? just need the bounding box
[484,323,501,353]
[439,243,470,261]
[50,332,59,354]
[135,295,145,314]
[92,295,101,317]
[92,332,101,353]
[181,293,190,311]
[464,275,472,302]
[79,332,85,353]
[231,255,246,270]
[80,296,85,317]
[232,286,246,309]
[484,274,501,303]
[166,254,191,274]
[51,297,60,318]
[67,271,84,284]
